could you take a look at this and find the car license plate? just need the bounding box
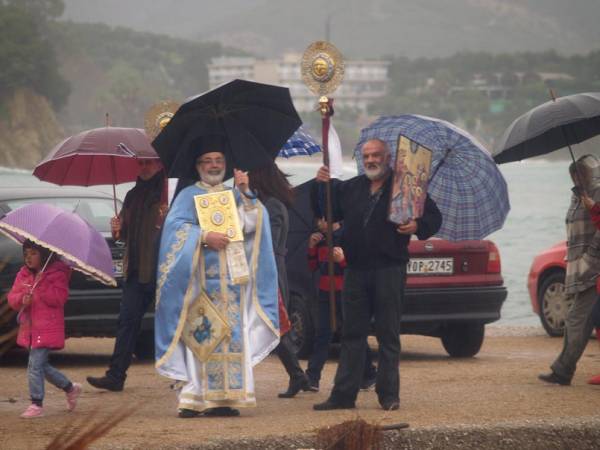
[407,258,453,275]
[113,259,124,277]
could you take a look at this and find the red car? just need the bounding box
[528,241,570,337]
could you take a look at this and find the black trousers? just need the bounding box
[330,265,405,406]
[592,295,600,329]
[276,333,305,381]
[106,273,155,382]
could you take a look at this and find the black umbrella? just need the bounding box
[152,79,302,178]
[493,92,600,164]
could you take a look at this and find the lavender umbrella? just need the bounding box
[0,203,116,286]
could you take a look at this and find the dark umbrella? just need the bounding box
[151,79,302,178]
[493,92,600,164]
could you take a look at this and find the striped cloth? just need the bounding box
[564,154,600,295]
[354,114,510,241]
[279,126,321,158]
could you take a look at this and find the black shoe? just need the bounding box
[313,398,355,411]
[538,372,571,386]
[380,399,400,411]
[202,407,240,417]
[178,408,201,418]
[360,375,376,391]
[86,375,124,392]
[308,380,319,392]
[278,375,312,398]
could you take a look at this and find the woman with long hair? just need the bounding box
[249,162,313,398]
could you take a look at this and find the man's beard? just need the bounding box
[364,163,388,181]
[200,169,225,186]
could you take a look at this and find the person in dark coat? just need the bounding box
[313,138,442,411]
[87,158,167,392]
[305,190,377,392]
[539,155,600,386]
[249,162,312,398]
[580,190,600,385]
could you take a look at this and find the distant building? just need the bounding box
[446,71,575,101]
[208,53,390,113]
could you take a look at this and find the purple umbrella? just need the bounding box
[0,203,116,287]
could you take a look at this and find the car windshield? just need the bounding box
[4,197,119,233]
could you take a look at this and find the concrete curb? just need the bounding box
[148,416,600,449]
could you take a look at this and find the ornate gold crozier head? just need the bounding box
[301,41,344,97]
[144,100,180,140]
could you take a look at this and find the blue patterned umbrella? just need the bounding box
[354,114,510,241]
[278,126,321,158]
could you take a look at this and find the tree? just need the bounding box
[94,62,146,127]
[0,0,64,23]
[0,2,69,109]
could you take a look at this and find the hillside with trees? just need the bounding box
[0,0,239,167]
[62,0,600,59]
[368,50,600,156]
[0,0,69,110]
[2,1,598,167]
[50,22,238,133]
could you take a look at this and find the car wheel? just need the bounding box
[441,323,484,357]
[539,271,571,337]
[288,294,314,359]
[134,330,155,360]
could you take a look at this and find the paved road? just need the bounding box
[1,327,599,449]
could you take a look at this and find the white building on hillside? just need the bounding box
[208,53,390,113]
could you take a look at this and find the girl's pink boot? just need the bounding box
[20,404,43,418]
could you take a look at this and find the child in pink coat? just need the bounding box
[8,240,81,418]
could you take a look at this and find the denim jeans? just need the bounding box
[591,295,600,329]
[106,273,155,382]
[28,348,71,405]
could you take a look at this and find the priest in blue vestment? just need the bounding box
[155,136,279,418]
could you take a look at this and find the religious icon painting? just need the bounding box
[182,290,231,362]
[388,135,432,224]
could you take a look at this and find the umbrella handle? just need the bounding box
[109,152,121,238]
[112,184,118,217]
[31,252,53,291]
[19,248,49,343]
[112,183,121,240]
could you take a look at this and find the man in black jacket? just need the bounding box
[87,158,166,392]
[313,138,442,411]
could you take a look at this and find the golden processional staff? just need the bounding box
[301,41,345,331]
[144,100,180,225]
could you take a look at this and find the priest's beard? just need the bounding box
[200,168,225,186]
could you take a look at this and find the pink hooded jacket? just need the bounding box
[8,260,71,349]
